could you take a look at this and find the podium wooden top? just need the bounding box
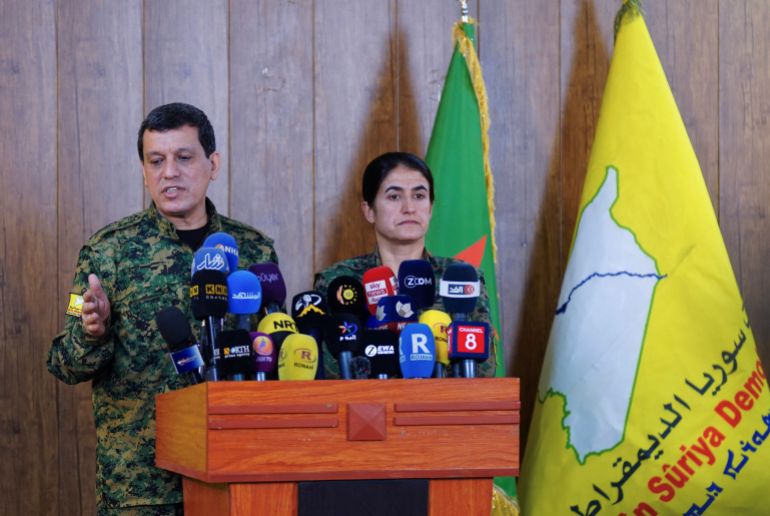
[156,378,519,483]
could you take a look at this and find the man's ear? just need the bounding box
[208,151,221,181]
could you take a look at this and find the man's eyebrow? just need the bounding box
[145,147,196,156]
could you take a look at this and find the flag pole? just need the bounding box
[458,0,469,23]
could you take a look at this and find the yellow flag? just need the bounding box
[520,7,770,515]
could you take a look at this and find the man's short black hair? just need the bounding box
[137,102,216,160]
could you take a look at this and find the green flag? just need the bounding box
[425,20,501,376]
[425,19,516,504]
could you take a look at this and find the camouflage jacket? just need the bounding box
[47,199,277,511]
[313,249,497,378]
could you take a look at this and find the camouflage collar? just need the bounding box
[148,198,222,240]
[372,246,435,266]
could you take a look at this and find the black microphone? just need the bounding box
[439,263,481,321]
[217,329,254,381]
[292,291,328,379]
[326,275,368,321]
[155,306,204,384]
[448,321,490,378]
[398,259,436,311]
[324,313,361,380]
[190,269,229,381]
[362,329,399,379]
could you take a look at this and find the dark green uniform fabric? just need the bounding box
[47,199,277,513]
[313,249,496,379]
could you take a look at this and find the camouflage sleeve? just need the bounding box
[47,243,117,385]
[312,271,329,297]
[471,269,498,378]
[312,260,360,298]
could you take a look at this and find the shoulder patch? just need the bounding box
[66,293,84,317]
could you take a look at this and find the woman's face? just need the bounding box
[362,165,433,245]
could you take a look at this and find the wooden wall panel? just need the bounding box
[0,1,58,514]
[143,0,230,213]
[559,0,616,265]
[55,2,144,514]
[313,0,397,270]
[482,0,562,448]
[719,1,770,367]
[397,0,473,155]
[229,0,315,297]
[646,0,719,208]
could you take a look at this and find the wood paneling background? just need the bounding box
[1,1,768,513]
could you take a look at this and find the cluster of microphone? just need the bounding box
[156,232,491,385]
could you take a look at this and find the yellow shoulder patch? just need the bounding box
[66,293,84,317]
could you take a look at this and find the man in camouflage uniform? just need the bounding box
[47,103,277,515]
[314,252,497,379]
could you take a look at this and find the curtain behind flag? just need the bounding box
[424,18,516,505]
[520,3,770,514]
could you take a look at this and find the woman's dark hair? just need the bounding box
[137,102,216,160]
[361,152,435,205]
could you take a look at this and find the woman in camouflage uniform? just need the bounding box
[313,151,496,379]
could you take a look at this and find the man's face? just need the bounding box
[141,125,220,229]
[362,165,433,245]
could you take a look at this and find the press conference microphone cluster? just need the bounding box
[155,231,486,383]
[160,230,306,383]
[317,259,481,380]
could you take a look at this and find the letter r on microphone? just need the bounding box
[411,333,430,354]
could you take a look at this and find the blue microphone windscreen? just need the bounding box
[399,323,436,378]
[227,270,262,314]
[398,259,435,309]
[203,232,239,272]
[191,247,230,277]
[374,295,418,325]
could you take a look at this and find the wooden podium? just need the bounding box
[155,378,519,515]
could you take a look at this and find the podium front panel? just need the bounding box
[156,378,519,483]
